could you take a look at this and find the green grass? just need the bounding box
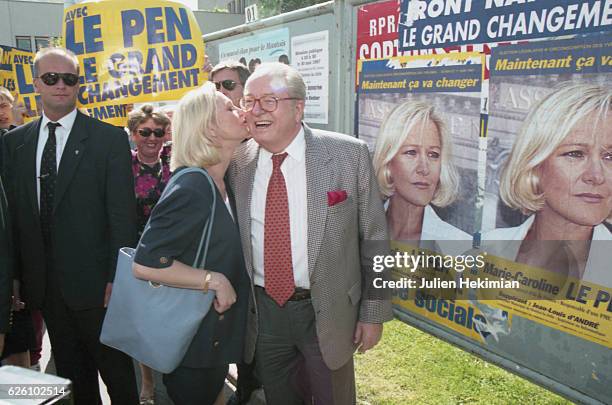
[354,320,571,405]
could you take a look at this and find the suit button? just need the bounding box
[218,315,224,321]
[213,341,219,347]
[159,257,168,264]
[250,307,256,314]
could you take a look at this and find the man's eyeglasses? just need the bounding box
[137,128,165,138]
[37,72,79,87]
[240,96,301,112]
[214,80,239,91]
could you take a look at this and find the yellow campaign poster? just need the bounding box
[0,45,40,123]
[61,0,207,110]
[83,104,130,127]
[389,241,512,344]
[470,253,612,349]
[388,240,612,349]
[1,45,129,126]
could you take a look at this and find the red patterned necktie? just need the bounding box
[264,152,295,306]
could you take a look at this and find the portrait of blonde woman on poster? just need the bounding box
[484,83,612,288]
[373,100,472,251]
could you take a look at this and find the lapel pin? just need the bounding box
[75,150,79,155]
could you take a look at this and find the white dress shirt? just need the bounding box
[224,196,235,222]
[36,109,78,208]
[251,127,309,288]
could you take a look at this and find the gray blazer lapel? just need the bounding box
[304,124,332,277]
[234,140,259,279]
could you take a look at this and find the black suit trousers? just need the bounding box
[43,270,138,405]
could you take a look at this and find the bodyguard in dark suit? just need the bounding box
[3,47,138,404]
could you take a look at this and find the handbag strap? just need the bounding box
[157,167,217,269]
[192,171,216,269]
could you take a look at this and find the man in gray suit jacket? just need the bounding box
[229,62,392,404]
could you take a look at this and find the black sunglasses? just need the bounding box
[137,128,165,138]
[214,80,239,91]
[38,72,79,87]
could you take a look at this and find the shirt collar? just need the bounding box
[259,126,306,164]
[41,108,78,134]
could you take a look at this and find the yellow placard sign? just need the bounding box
[1,46,129,126]
[389,241,511,344]
[62,0,207,109]
[389,240,612,348]
[474,253,612,349]
[0,45,40,123]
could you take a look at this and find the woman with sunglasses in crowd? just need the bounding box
[126,104,172,405]
[127,105,172,238]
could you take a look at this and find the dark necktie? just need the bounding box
[264,152,295,306]
[40,122,60,247]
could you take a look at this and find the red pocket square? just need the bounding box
[327,190,348,206]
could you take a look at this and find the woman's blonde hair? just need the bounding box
[171,82,220,171]
[499,82,612,215]
[373,100,459,207]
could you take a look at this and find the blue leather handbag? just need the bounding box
[100,167,216,373]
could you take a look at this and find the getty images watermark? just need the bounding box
[371,251,521,290]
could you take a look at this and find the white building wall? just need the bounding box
[198,0,232,11]
[0,0,243,51]
[0,0,63,50]
[194,10,244,35]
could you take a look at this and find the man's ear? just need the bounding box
[33,78,41,94]
[294,99,305,123]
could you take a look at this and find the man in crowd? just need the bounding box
[0,88,27,135]
[210,61,251,108]
[229,62,392,404]
[0,87,15,133]
[1,87,15,170]
[3,47,138,404]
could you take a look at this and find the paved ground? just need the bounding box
[41,331,117,404]
[41,332,265,405]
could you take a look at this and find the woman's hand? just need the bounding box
[133,262,238,313]
[209,272,236,313]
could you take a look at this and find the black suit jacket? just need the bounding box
[0,173,12,333]
[3,111,137,310]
